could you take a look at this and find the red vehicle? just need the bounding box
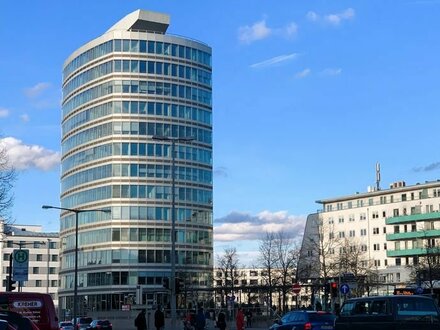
[0,293,58,330]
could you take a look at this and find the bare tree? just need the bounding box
[274,231,300,313]
[407,236,440,294]
[336,238,373,296]
[0,144,15,223]
[258,232,280,311]
[216,247,243,306]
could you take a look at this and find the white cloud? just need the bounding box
[0,137,60,171]
[20,114,30,122]
[295,68,311,78]
[250,53,299,69]
[284,22,298,38]
[24,82,51,99]
[0,108,10,118]
[306,11,319,22]
[214,210,306,242]
[324,8,355,25]
[321,68,342,76]
[238,19,272,44]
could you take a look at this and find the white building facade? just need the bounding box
[299,180,440,292]
[1,223,59,307]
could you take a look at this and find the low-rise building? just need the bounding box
[1,222,60,307]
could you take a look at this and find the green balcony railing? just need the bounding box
[386,248,428,257]
[386,211,440,225]
[386,229,440,241]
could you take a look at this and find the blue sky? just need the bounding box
[1,0,440,266]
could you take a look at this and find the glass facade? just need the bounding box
[60,11,213,313]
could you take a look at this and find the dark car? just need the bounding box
[335,295,440,330]
[87,320,112,330]
[270,310,336,330]
[72,317,93,330]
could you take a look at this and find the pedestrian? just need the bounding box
[195,307,206,330]
[216,311,227,330]
[246,309,252,327]
[154,305,165,330]
[134,309,147,330]
[236,307,245,330]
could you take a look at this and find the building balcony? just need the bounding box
[385,211,440,225]
[386,248,428,257]
[386,229,440,241]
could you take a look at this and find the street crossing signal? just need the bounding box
[175,278,184,294]
[6,276,16,291]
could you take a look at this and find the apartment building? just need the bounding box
[298,179,440,291]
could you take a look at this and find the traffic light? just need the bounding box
[6,276,16,292]
[331,282,338,297]
[163,277,169,289]
[175,278,184,294]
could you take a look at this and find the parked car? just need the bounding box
[71,318,93,330]
[59,321,74,330]
[87,320,112,330]
[270,310,336,330]
[335,295,440,329]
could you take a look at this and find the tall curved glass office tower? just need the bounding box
[60,10,213,314]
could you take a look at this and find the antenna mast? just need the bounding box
[376,162,381,191]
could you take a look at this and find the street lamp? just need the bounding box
[152,135,193,330]
[42,205,110,329]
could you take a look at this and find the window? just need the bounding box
[382,211,386,217]
[36,254,43,261]
[368,198,373,206]
[360,213,366,220]
[373,228,379,234]
[360,229,367,236]
[349,230,355,237]
[328,217,334,224]
[383,227,387,234]
[384,243,387,250]
[339,232,345,238]
[401,194,407,201]
[373,244,380,251]
[372,211,379,219]
[361,245,368,252]
[35,280,42,287]
[374,260,381,267]
[51,280,57,287]
[49,267,56,274]
[33,267,39,274]
[3,254,9,261]
[394,226,400,234]
[338,217,344,224]
[6,241,12,248]
[51,255,58,262]
[349,214,355,222]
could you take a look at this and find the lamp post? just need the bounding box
[42,205,110,329]
[152,135,193,330]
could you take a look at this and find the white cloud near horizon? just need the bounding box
[238,19,272,44]
[24,82,51,99]
[214,210,306,242]
[0,108,10,118]
[295,68,311,78]
[0,137,61,171]
[306,11,319,22]
[250,53,299,69]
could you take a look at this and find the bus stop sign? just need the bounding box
[13,249,29,282]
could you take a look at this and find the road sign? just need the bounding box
[292,283,301,294]
[340,283,350,295]
[13,249,29,282]
[416,286,424,294]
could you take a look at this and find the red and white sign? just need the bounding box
[292,283,301,294]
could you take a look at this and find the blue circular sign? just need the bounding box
[340,284,350,295]
[416,286,424,294]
